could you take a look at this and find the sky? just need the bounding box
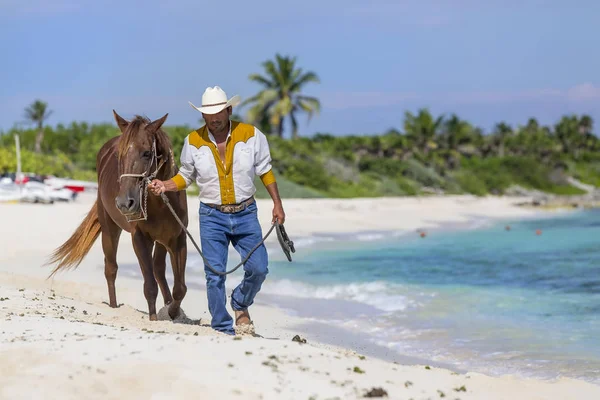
[1,0,599,137]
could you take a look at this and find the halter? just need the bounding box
[118,139,166,222]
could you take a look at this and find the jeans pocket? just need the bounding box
[247,202,258,214]
[199,204,214,216]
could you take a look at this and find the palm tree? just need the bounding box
[24,99,53,153]
[554,115,580,157]
[493,122,513,157]
[579,114,593,135]
[443,114,473,151]
[403,108,444,156]
[241,54,321,139]
[524,117,539,134]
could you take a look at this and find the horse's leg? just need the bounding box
[168,231,188,319]
[132,229,159,320]
[153,242,173,306]
[98,202,121,308]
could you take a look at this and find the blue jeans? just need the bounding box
[199,200,269,335]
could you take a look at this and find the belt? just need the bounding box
[204,197,255,213]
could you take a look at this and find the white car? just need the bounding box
[20,181,54,204]
[0,178,22,202]
[50,187,78,202]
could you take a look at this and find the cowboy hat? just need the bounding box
[188,86,241,115]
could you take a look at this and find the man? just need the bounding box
[148,86,285,335]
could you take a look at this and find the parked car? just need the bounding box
[20,181,54,204]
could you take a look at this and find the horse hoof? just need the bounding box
[149,314,158,321]
[169,309,180,320]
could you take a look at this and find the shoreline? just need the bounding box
[232,205,592,384]
[1,192,599,399]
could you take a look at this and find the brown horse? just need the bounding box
[46,111,188,321]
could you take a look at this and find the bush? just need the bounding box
[253,175,325,199]
[357,156,405,176]
[396,176,420,195]
[452,171,487,196]
[459,156,585,195]
[0,147,92,180]
[276,158,332,191]
[401,159,446,188]
[568,161,600,187]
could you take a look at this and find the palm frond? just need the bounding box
[240,89,280,108]
[296,100,318,122]
[290,72,320,92]
[296,96,321,112]
[248,73,274,88]
[263,59,285,89]
[24,100,52,125]
[239,92,265,108]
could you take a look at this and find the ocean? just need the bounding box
[182,208,600,384]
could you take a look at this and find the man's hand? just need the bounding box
[272,202,285,225]
[264,181,285,225]
[148,179,166,196]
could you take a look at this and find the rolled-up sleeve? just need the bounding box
[253,127,276,186]
[172,136,195,190]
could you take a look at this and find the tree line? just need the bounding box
[1,53,599,198]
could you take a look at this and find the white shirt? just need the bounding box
[173,121,274,205]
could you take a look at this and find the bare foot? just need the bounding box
[235,310,255,335]
[235,309,251,326]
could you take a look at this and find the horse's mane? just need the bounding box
[117,115,176,177]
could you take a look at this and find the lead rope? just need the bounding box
[159,192,277,276]
[119,140,279,274]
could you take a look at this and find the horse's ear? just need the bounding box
[147,113,169,134]
[113,110,129,133]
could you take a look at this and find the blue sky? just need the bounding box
[1,0,599,137]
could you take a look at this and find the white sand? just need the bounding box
[1,192,598,400]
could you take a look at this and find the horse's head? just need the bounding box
[112,110,172,219]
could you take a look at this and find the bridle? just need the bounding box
[118,139,166,222]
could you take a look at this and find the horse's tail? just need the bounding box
[46,200,101,278]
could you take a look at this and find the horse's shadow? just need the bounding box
[101,301,124,308]
[131,307,208,327]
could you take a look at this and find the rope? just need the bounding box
[159,193,277,276]
[119,139,278,275]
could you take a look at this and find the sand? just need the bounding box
[1,192,598,399]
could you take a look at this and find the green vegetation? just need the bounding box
[1,54,599,199]
[1,110,598,199]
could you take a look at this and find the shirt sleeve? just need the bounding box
[253,127,276,186]
[172,136,196,190]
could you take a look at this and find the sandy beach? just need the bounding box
[1,192,599,400]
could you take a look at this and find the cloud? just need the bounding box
[567,83,600,101]
[319,84,600,110]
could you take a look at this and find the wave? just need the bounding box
[259,279,426,313]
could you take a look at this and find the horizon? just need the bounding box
[2,0,599,137]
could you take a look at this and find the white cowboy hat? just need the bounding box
[188,86,241,115]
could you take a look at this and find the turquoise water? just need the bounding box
[251,209,600,383]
